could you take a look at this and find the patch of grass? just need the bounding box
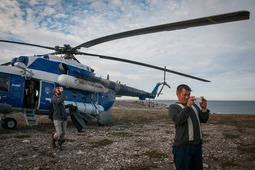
[32,146,39,152]
[135,129,145,133]
[221,160,238,168]
[142,151,168,159]
[223,133,239,139]
[202,133,210,137]
[90,139,113,147]
[66,138,75,142]
[165,130,173,134]
[212,157,218,161]
[238,144,255,154]
[247,157,255,162]
[0,129,12,134]
[77,133,87,136]
[202,133,210,143]
[202,139,210,144]
[135,140,146,144]
[112,108,168,123]
[120,164,158,170]
[208,114,255,129]
[39,151,55,158]
[109,132,135,137]
[14,134,31,139]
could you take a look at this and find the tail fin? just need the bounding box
[139,82,162,100]
[151,82,162,97]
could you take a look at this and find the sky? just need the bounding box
[0,0,255,101]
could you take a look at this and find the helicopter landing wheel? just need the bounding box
[1,118,17,129]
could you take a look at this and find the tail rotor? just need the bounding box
[157,66,171,97]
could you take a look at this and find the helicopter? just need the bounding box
[0,10,250,129]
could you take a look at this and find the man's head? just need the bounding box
[176,84,192,104]
[53,87,61,96]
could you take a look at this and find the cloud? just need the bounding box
[0,0,254,100]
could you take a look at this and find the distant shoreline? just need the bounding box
[114,100,255,115]
[116,99,255,102]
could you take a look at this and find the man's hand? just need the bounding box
[187,96,195,107]
[200,97,207,112]
[59,87,63,92]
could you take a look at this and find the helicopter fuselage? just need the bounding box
[0,55,159,120]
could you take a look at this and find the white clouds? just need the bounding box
[0,0,254,100]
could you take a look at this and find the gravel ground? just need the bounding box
[0,100,254,169]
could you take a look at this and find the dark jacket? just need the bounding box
[52,92,67,121]
[168,103,209,146]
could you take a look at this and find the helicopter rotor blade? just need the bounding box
[77,52,210,82]
[163,66,166,81]
[0,40,55,51]
[74,11,250,49]
[0,40,81,63]
[1,62,11,66]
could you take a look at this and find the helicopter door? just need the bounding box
[0,74,24,108]
[38,81,55,110]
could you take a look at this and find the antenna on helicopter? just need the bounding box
[157,66,171,97]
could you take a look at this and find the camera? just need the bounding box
[194,97,202,103]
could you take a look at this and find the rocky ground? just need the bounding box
[0,100,254,169]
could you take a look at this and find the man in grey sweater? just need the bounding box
[51,87,67,151]
[168,84,209,170]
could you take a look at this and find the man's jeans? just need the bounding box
[53,120,67,141]
[172,143,203,170]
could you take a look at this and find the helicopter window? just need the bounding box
[0,74,9,92]
[72,91,77,98]
[59,63,69,74]
[92,93,97,101]
[45,87,51,94]
[81,93,86,99]
[11,58,18,66]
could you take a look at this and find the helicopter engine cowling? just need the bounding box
[64,101,104,116]
[57,74,108,93]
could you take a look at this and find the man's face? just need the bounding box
[177,88,190,104]
[55,88,60,96]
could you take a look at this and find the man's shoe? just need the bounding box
[52,138,57,148]
[58,139,65,151]
[59,145,63,151]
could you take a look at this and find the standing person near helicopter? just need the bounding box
[168,84,210,170]
[51,87,67,151]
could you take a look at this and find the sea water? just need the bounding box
[153,100,255,115]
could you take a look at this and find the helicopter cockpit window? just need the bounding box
[17,56,29,66]
[11,58,17,66]
[59,63,69,74]
[0,74,9,92]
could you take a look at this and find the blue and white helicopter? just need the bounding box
[0,11,250,129]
